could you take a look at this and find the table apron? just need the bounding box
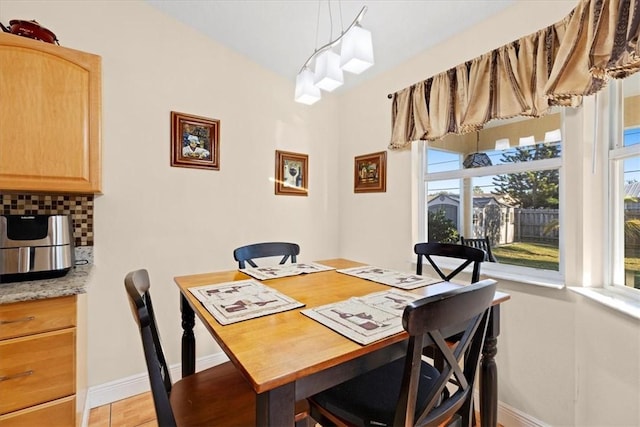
[294,340,409,400]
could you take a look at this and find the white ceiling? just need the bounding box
[145,0,517,91]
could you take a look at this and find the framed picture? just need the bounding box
[171,111,220,170]
[354,151,387,193]
[275,150,308,196]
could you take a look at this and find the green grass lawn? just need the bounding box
[492,242,559,270]
[492,241,640,273]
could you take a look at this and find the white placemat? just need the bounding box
[240,262,335,280]
[337,265,441,290]
[189,279,304,325]
[301,289,422,345]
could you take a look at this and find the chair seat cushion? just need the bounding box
[310,358,440,427]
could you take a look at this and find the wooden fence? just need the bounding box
[514,209,559,243]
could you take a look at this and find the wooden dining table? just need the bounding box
[174,258,510,427]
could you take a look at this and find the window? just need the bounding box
[609,72,640,292]
[416,112,564,281]
[423,113,562,271]
[412,73,640,314]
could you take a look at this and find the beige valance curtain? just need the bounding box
[389,0,640,149]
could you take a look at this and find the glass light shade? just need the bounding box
[494,138,510,150]
[314,50,344,92]
[340,25,374,74]
[463,152,492,169]
[519,135,536,146]
[544,129,562,143]
[294,69,321,105]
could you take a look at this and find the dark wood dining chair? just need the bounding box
[460,236,498,262]
[308,279,497,427]
[124,269,308,426]
[233,241,300,268]
[414,242,486,283]
[414,242,488,387]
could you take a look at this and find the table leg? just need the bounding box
[479,305,500,427]
[180,293,196,377]
[256,383,295,427]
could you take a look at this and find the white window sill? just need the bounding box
[568,286,640,320]
[480,263,564,289]
[413,257,640,318]
[425,257,565,290]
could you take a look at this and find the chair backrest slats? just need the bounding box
[233,242,300,269]
[460,236,497,262]
[414,242,485,283]
[396,279,497,427]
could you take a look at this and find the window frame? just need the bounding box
[607,76,640,292]
[414,130,565,287]
[411,78,640,318]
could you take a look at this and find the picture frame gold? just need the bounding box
[171,111,220,170]
[354,151,387,193]
[275,150,308,196]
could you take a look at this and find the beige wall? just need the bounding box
[338,1,640,426]
[3,0,640,426]
[2,0,340,384]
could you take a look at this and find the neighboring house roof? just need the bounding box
[625,182,640,199]
[428,193,516,208]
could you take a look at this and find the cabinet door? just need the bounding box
[0,396,75,427]
[0,34,101,193]
[0,296,76,340]
[0,328,75,414]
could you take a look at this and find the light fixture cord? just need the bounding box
[298,5,368,73]
[314,0,321,53]
[327,0,334,43]
[338,0,344,33]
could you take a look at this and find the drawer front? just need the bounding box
[0,296,76,340]
[0,329,75,414]
[0,395,74,427]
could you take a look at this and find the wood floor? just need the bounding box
[88,391,497,427]
[88,392,157,427]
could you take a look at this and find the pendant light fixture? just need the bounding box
[294,3,374,104]
[314,49,344,91]
[294,68,322,105]
[463,132,492,169]
[340,23,374,74]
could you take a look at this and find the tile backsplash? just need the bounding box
[0,193,94,246]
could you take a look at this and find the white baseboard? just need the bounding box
[90,357,548,427]
[474,390,550,427]
[498,401,550,427]
[87,353,229,408]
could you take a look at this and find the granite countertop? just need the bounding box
[0,247,94,305]
[0,264,93,304]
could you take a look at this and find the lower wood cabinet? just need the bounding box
[0,396,75,427]
[0,295,85,426]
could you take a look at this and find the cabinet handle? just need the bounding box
[0,316,35,325]
[0,370,34,382]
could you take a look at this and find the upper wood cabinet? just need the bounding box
[0,33,102,193]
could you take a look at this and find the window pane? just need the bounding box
[623,157,640,289]
[624,128,640,147]
[427,149,460,173]
[427,180,460,243]
[425,114,563,272]
[615,71,640,289]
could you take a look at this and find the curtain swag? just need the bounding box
[389,0,640,150]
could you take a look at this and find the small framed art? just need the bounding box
[354,151,387,193]
[171,111,220,170]
[275,150,308,196]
